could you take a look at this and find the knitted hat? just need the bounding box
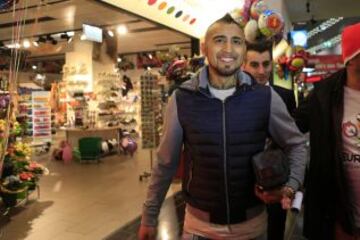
[342,22,360,65]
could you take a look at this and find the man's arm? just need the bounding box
[268,88,307,192]
[141,93,183,227]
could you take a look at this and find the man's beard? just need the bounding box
[212,64,239,77]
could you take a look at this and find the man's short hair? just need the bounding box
[246,41,273,58]
[205,14,242,41]
[211,13,239,26]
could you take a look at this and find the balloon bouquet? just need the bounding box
[230,0,307,81]
[229,0,284,43]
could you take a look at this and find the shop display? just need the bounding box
[57,82,67,125]
[95,71,139,133]
[140,71,163,149]
[95,72,122,127]
[32,91,51,143]
[0,84,48,212]
[18,88,34,136]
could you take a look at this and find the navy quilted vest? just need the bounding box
[176,84,271,224]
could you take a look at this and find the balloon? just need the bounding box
[288,55,306,72]
[125,140,137,156]
[62,143,73,164]
[258,10,284,38]
[229,8,248,27]
[250,0,268,20]
[244,19,260,43]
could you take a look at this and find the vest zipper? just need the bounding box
[222,100,231,228]
[186,159,193,193]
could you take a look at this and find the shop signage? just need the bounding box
[307,55,343,72]
[306,55,344,82]
[99,0,244,38]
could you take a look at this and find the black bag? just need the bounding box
[252,145,289,190]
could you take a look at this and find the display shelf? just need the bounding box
[140,71,163,149]
[32,91,51,143]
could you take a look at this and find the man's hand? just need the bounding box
[254,185,294,210]
[138,225,157,240]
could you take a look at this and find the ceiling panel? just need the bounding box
[117,29,190,53]
[285,0,360,23]
[0,0,190,57]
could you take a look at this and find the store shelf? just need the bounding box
[32,91,52,142]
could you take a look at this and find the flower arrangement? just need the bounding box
[10,121,22,136]
[0,119,6,132]
[1,141,48,207]
[25,162,48,175]
[13,142,32,158]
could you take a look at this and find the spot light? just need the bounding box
[116,25,128,35]
[23,39,31,48]
[107,30,114,37]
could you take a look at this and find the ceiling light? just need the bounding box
[32,65,37,70]
[117,57,122,62]
[107,30,114,37]
[23,39,31,48]
[148,53,153,59]
[116,25,128,35]
[6,43,21,49]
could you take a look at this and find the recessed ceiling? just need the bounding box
[0,0,191,57]
[285,0,360,23]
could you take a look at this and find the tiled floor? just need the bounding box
[0,134,180,240]
[0,133,306,240]
[105,191,185,240]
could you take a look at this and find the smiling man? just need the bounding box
[138,14,306,240]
